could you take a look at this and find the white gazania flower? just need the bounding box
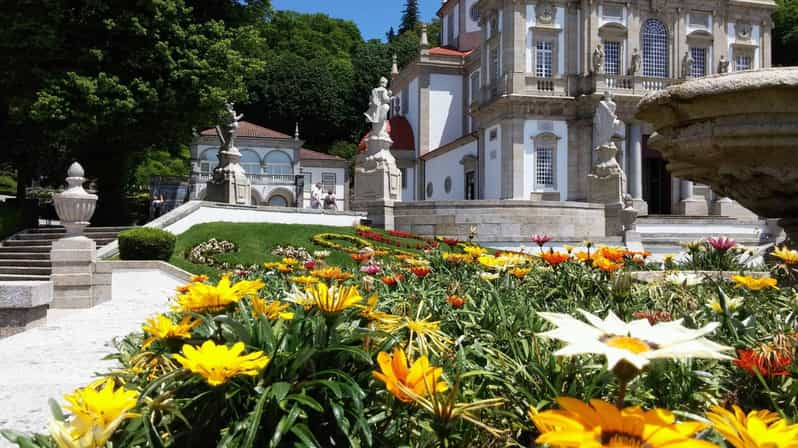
[664,272,703,287]
[479,272,500,281]
[536,309,733,371]
[708,296,744,314]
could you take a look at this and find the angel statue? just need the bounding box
[364,77,394,140]
[217,102,244,153]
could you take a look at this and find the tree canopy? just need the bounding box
[400,0,421,34]
[774,0,798,66]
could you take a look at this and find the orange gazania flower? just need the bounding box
[573,251,597,263]
[381,275,403,286]
[372,347,448,403]
[190,274,209,283]
[446,295,465,308]
[311,267,354,281]
[593,256,623,273]
[510,268,531,279]
[734,349,792,377]
[597,246,628,263]
[176,284,192,294]
[351,252,373,263]
[410,267,431,278]
[541,250,570,266]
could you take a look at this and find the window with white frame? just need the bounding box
[603,41,621,75]
[264,151,292,176]
[602,4,624,21]
[535,146,555,189]
[400,168,407,189]
[490,46,500,83]
[535,41,553,78]
[321,172,336,191]
[690,47,707,77]
[735,53,752,71]
[469,70,480,104]
[642,19,668,78]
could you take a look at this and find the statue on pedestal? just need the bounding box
[628,48,641,76]
[218,102,244,153]
[592,44,605,74]
[364,77,393,141]
[206,101,252,205]
[681,51,694,79]
[588,92,626,208]
[718,55,729,74]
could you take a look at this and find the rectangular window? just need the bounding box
[490,47,500,83]
[301,172,312,192]
[604,41,621,75]
[735,54,751,71]
[689,13,710,29]
[535,41,553,78]
[400,168,407,189]
[690,47,707,77]
[535,147,555,188]
[469,70,480,104]
[489,128,498,141]
[602,4,624,21]
[321,172,336,190]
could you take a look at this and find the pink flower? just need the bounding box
[531,234,553,247]
[360,264,381,275]
[304,260,316,270]
[708,236,736,251]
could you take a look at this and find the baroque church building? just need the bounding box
[386,0,774,218]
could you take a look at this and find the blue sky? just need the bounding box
[271,0,441,41]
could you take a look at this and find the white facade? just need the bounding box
[424,140,477,201]
[523,120,568,201]
[483,125,502,199]
[429,74,463,150]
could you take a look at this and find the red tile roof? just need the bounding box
[357,116,416,153]
[300,148,344,161]
[199,120,343,161]
[199,120,293,139]
[428,46,474,57]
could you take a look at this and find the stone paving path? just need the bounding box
[0,270,181,447]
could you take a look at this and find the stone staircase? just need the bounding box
[636,215,770,256]
[0,227,132,281]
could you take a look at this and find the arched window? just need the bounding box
[642,19,668,78]
[265,151,293,176]
[268,195,289,207]
[199,149,219,174]
[240,150,261,175]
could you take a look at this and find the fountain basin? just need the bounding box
[636,68,798,246]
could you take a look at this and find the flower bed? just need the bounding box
[3,237,798,447]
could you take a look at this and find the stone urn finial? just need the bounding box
[53,162,98,237]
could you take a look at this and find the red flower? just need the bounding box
[381,275,399,286]
[447,295,465,309]
[734,349,792,377]
[410,267,431,278]
[531,234,553,247]
[443,238,460,246]
[632,310,672,325]
[304,260,316,270]
[708,236,737,251]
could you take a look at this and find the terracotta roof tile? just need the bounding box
[357,116,415,153]
[199,120,292,139]
[300,148,344,161]
[428,46,474,57]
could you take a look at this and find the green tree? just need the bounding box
[133,148,192,188]
[774,0,798,66]
[400,0,420,34]
[0,0,265,224]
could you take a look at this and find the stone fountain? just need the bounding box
[636,68,798,249]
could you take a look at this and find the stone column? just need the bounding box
[678,178,708,215]
[628,123,648,214]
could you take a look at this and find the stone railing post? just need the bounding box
[50,162,100,308]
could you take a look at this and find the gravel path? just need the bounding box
[0,270,181,446]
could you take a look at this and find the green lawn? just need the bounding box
[0,202,20,240]
[169,222,427,277]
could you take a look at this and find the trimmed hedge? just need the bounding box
[118,228,176,261]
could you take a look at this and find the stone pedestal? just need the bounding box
[205,149,252,205]
[51,236,97,308]
[352,199,396,230]
[588,144,626,207]
[354,136,402,202]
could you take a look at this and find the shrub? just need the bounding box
[0,175,16,196]
[118,228,176,260]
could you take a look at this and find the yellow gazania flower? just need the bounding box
[311,267,354,281]
[564,244,575,254]
[58,379,139,446]
[773,246,798,265]
[173,340,270,386]
[442,252,472,264]
[707,405,798,448]
[463,245,488,258]
[304,282,363,313]
[281,257,299,266]
[263,261,282,269]
[289,275,318,285]
[372,347,448,403]
[189,274,209,283]
[479,271,499,281]
[141,314,200,349]
[360,295,402,326]
[404,257,431,267]
[709,296,744,314]
[174,276,264,313]
[250,297,294,320]
[732,275,779,291]
[530,397,715,448]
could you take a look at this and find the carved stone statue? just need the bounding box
[592,44,605,74]
[718,55,729,74]
[681,51,694,79]
[593,92,625,151]
[628,48,641,75]
[364,77,394,140]
[218,102,244,153]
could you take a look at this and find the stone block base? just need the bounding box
[205,175,252,205]
[0,305,48,338]
[631,198,648,216]
[353,200,395,230]
[710,199,758,220]
[51,236,97,309]
[679,198,709,216]
[588,173,625,205]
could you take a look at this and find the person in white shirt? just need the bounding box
[310,182,323,209]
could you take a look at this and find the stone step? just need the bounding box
[0,259,50,267]
[640,234,761,243]
[638,215,741,225]
[0,246,51,253]
[0,273,50,281]
[0,252,50,260]
[0,266,51,275]
[25,226,132,234]
[12,231,120,241]
[3,240,54,247]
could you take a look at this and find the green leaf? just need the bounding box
[242,385,271,448]
[269,403,301,448]
[48,398,65,422]
[289,423,321,448]
[284,394,324,412]
[269,382,292,402]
